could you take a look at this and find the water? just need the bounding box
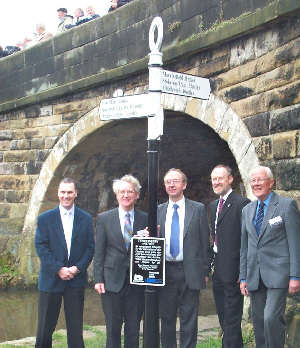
[0,286,216,342]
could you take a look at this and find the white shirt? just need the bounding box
[165,197,185,261]
[118,207,134,237]
[213,189,232,253]
[59,204,75,258]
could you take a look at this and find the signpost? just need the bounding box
[98,15,211,348]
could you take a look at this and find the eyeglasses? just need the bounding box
[118,190,136,196]
[164,179,183,185]
[250,178,269,184]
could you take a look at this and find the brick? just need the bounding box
[273,131,297,159]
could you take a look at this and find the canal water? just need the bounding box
[0,285,216,342]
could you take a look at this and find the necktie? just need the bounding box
[170,204,180,258]
[214,198,225,246]
[255,202,265,236]
[124,213,133,249]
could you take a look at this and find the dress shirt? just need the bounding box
[213,189,232,253]
[118,207,134,237]
[59,204,75,258]
[165,197,185,261]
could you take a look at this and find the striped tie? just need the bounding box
[124,213,133,249]
[255,202,265,236]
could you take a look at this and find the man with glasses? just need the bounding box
[240,166,300,348]
[94,174,147,348]
[209,164,250,348]
[157,168,209,348]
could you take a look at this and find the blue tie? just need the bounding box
[170,204,180,258]
[124,213,132,249]
[255,202,265,236]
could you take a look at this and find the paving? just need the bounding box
[0,315,219,347]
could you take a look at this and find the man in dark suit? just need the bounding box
[209,164,250,348]
[157,168,209,348]
[35,177,95,348]
[240,166,300,348]
[94,174,147,348]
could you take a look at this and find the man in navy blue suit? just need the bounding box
[35,177,95,348]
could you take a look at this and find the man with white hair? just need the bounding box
[94,174,147,348]
[240,166,300,348]
[36,24,53,42]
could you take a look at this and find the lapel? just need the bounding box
[248,201,258,239]
[113,208,127,252]
[71,206,82,245]
[210,200,218,227]
[183,199,194,239]
[54,206,68,254]
[259,193,279,239]
[158,203,168,238]
[217,191,234,225]
[133,209,143,235]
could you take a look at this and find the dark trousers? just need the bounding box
[158,262,200,348]
[212,271,243,348]
[250,278,288,348]
[35,287,85,348]
[101,283,144,348]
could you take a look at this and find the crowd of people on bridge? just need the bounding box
[0,0,132,59]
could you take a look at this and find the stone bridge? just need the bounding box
[0,0,299,297]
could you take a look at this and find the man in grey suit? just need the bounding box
[240,166,300,348]
[158,168,209,348]
[94,175,147,348]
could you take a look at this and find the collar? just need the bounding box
[220,188,232,202]
[118,206,134,218]
[259,191,273,208]
[169,196,185,209]
[59,204,75,216]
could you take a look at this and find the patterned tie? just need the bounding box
[124,213,133,249]
[255,201,265,236]
[214,198,224,246]
[170,204,180,258]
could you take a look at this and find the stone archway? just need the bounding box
[18,93,259,283]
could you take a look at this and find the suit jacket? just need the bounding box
[94,208,148,293]
[35,206,95,293]
[240,192,300,291]
[209,191,250,282]
[157,198,209,290]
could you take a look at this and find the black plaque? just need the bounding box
[130,237,165,286]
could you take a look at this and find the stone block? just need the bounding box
[30,138,45,149]
[0,217,24,235]
[45,137,58,149]
[277,159,300,190]
[270,103,300,133]
[10,139,31,150]
[5,191,30,204]
[24,40,53,66]
[0,141,11,151]
[0,204,10,218]
[0,130,13,141]
[253,136,272,161]
[273,131,297,160]
[243,112,270,137]
[26,161,43,175]
[3,150,33,162]
[0,163,25,175]
[0,190,4,202]
[0,176,36,190]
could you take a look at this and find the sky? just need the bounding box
[1,1,112,47]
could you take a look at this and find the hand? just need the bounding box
[58,267,73,280]
[137,229,149,237]
[95,283,105,294]
[289,279,300,294]
[240,281,248,296]
[69,266,79,276]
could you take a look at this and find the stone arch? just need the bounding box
[19,93,259,281]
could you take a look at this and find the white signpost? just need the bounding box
[161,69,211,99]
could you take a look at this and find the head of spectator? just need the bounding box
[0,46,7,58]
[57,7,68,20]
[16,42,24,51]
[23,37,32,49]
[36,23,53,42]
[86,5,99,19]
[74,8,84,20]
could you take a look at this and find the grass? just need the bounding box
[0,326,255,348]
